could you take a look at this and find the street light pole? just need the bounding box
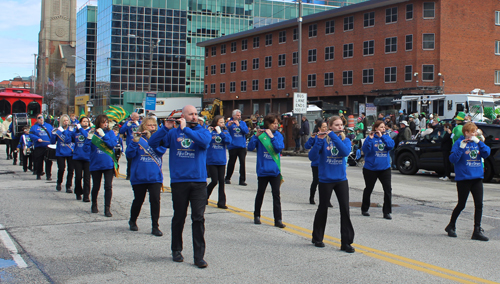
[128,34,161,92]
[73,55,95,115]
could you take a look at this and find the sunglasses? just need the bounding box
[37,117,43,119]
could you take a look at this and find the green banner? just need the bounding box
[258,132,284,183]
[91,134,119,173]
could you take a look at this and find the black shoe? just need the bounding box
[152,228,163,237]
[239,182,247,186]
[13,160,17,165]
[194,259,208,268]
[66,188,73,194]
[172,251,184,262]
[129,220,138,231]
[471,226,489,241]
[362,211,370,217]
[254,216,261,224]
[76,195,82,200]
[126,176,130,180]
[46,176,52,181]
[328,203,333,208]
[444,225,457,238]
[36,175,41,180]
[274,220,286,228]
[383,213,392,220]
[83,197,90,202]
[312,240,325,248]
[341,243,355,253]
[217,204,228,209]
[56,184,62,191]
[23,169,27,172]
[6,156,10,160]
[32,171,36,175]
[104,206,112,217]
[91,203,98,213]
[225,179,231,184]
[309,197,315,205]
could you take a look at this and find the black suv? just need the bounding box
[394,123,500,182]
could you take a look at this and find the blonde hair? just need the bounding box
[139,117,158,139]
[327,115,345,142]
[60,114,70,127]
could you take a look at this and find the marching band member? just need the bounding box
[225,109,249,186]
[120,112,141,180]
[72,117,91,201]
[51,114,75,193]
[112,126,123,165]
[30,114,54,180]
[17,126,33,172]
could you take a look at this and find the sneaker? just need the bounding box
[442,177,449,181]
[438,177,444,180]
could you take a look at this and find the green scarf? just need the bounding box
[257,132,284,183]
[91,134,119,174]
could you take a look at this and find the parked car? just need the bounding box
[394,123,500,182]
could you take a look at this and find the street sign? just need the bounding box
[86,101,93,107]
[145,92,157,111]
[293,92,307,114]
[366,103,377,117]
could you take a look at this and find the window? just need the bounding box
[384,67,397,83]
[265,56,272,68]
[278,77,285,89]
[242,39,248,51]
[253,58,259,70]
[220,83,226,93]
[205,66,208,76]
[265,78,272,90]
[278,54,286,66]
[324,72,334,86]
[386,7,397,23]
[230,61,236,73]
[423,2,435,18]
[221,44,226,54]
[325,46,335,60]
[343,43,353,58]
[211,46,216,56]
[220,63,226,74]
[265,34,273,46]
[205,48,208,57]
[364,12,374,27]
[423,34,435,49]
[496,11,500,25]
[362,69,374,84]
[231,41,237,52]
[241,80,247,92]
[307,74,316,88]
[204,84,207,94]
[343,71,353,85]
[241,60,247,71]
[308,49,317,62]
[292,76,298,89]
[279,31,286,43]
[385,37,397,53]
[253,36,260,48]
[211,65,216,75]
[496,41,500,55]
[344,16,354,31]
[252,79,259,91]
[406,35,413,51]
[363,40,374,56]
[309,24,317,37]
[293,28,298,40]
[293,52,298,65]
[230,82,235,93]
[405,65,413,81]
[422,65,434,81]
[210,83,215,94]
[495,71,500,84]
[326,20,335,34]
[406,4,413,20]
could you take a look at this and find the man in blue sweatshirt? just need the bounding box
[119,112,141,180]
[30,114,54,180]
[224,109,249,186]
[148,105,211,268]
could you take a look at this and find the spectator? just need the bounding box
[299,116,310,153]
[291,118,301,153]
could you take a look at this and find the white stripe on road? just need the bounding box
[0,225,27,268]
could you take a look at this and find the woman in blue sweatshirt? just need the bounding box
[126,117,166,237]
[247,113,286,229]
[17,126,33,172]
[206,115,232,209]
[85,114,117,217]
[72,116,91,202]
[361,120,395,219]
[309,116,355,253]
[51,114,75,193]
[445,122,490,241]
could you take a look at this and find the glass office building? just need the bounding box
[76,5,97,106]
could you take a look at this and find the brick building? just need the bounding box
[198,0,500,117]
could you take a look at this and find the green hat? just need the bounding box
[421,112,426,115]
[455,112,466,121]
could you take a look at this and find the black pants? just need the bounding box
[130,183,162,229]
[225,148,246,183]
[361,168,392,214]
[11,138,19,162]
[22,152,32,171]
[171,182,207,262]
[442,151,451,178]
[56,156,74,189]
[449,179,484,228]
[34,147,52,177]
[254,175,282,221]
[207,165,226,206]
[312,180,354,245]
[126,157,132,178]
[73,160,90,198]
[310,166,319,199]
[5,139,11,157]
[91,169,114,207]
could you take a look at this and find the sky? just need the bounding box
[0,0,89,83]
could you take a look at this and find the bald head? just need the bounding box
[130,112,139,121]
[182,105,198,123]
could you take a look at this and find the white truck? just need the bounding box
[134,97,202,118]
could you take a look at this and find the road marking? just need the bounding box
[207,202,497,284]
[0,224,27,268]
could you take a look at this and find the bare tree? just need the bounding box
[44,78,68,116]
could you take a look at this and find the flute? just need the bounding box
[164,119,199,125]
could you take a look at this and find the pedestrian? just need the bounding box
[445,122,490,241]
[120,112,141,180]
[408,115,417,136]
[225,109,249,186]
[7,118,22,166]
[361,112,368,137]
[30,114,54,180]
[396,110,406,124]
[72,116,91,202]
[439,123,453,181]
[354,117,364,134]
[2,115,13,160]
[361,121,395,219]
[291,118,301,153]
[339,110,347,125]
[126,117,165,237]
[86,114,117,217]
[299,116,310,153]
[451,112,466,144]
[395,121,411,147]
[248,113,286,229]
[148,105,211,268]
[309,116,355,253]
[206,115,232,209]
[51,114,75,193]
[17,126,33,172]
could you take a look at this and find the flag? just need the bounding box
[105,106,129,123]
[48,78,54,87]
[79,107,86,119]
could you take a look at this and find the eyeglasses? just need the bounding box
[37,117,43,119]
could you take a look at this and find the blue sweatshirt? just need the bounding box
[29,123,53,148]
[85,129,117,171]
[71,127,91,161]
[149,124,211,183]
[50,127,74,157]
[305,136,319,167]
[449,136,490,181]
[17,133,33,150]
[247,131,284,177]
[362,134,395,171]
[308,132,351,183]
[126,137,167,185]
[207,129,231,165]
[226,119,249,150]
[119,119,141,146]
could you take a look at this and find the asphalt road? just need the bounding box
[0,145,499,283]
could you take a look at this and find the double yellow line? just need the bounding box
[208,201,497,284]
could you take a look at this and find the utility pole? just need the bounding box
[127,34,161,92]
[32,54,37,94]
[297,0,303,123]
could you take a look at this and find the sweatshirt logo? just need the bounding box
[235,127,241,133]
[377,143,385,151]
[330,146,339,156]
[78,135,85,142]
[181,138,192,148]
[215,136,222,143]
[469,149,479,159]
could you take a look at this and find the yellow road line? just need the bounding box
[207,200,498,284]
